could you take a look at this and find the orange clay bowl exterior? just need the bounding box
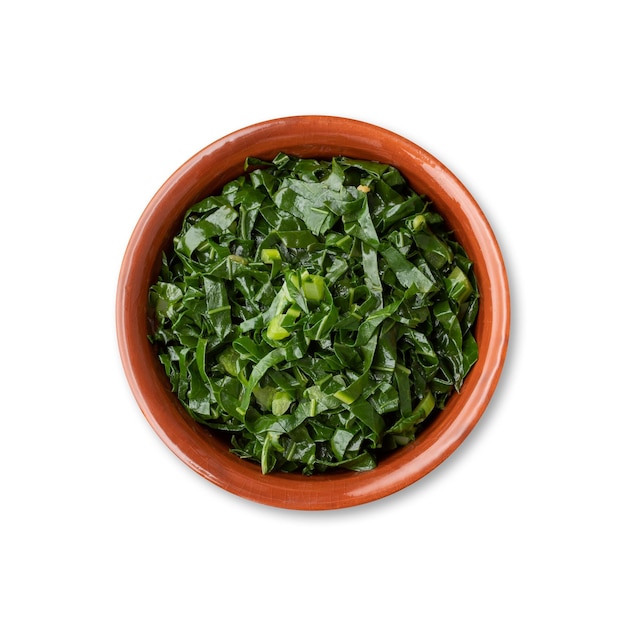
[116,116,510,510]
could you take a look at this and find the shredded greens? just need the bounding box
[149,153,479,474]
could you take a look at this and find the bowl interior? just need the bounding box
[116,116,509,510]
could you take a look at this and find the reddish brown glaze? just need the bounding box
[116,116,510,510]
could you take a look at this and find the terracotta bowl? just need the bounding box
[116,116,510,510]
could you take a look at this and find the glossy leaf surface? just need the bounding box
[149,154,479,474]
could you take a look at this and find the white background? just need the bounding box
[2,1,624,624]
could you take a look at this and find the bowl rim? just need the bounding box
[116,115,510,510]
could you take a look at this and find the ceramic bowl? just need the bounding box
[116,116,510,510]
